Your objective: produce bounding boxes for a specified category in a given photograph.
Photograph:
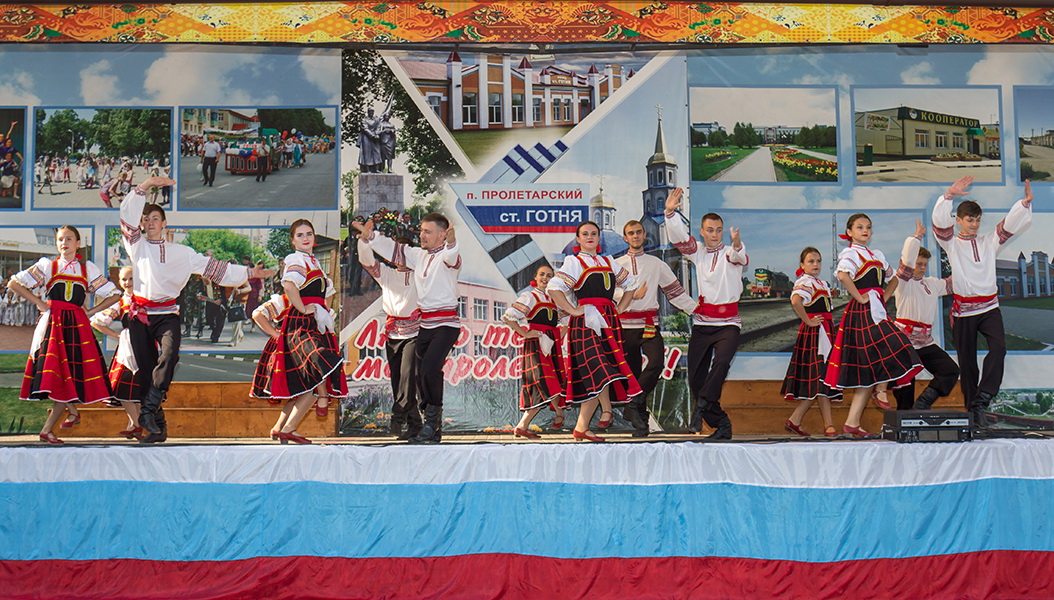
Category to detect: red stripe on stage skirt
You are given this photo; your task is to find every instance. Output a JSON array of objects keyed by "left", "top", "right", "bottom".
[
  {"left": 106, "top": 358, "right": 143, "bottom": 405},
  {"left": 519, "top": 333, "right": 566, "bottom": 411},
  {"left": 252, "top": 299, "right": 348, "bottom": 401},
  {"left": 781, "top": 319, "right": 843, "bottom": 402},
  {"left": 822, "top": 299, "right": 923, "bottom": 390},
  {"left": 20, "top": 300, "right": 113, "bottom": 404},
  {"left": 563, "top": 300, "right": 642, "bottom": 405}
]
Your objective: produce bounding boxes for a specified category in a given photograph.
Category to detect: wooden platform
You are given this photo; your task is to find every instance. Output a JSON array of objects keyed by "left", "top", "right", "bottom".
[{"left": 62, "top": 379, "right": 964, "bottom": 439}]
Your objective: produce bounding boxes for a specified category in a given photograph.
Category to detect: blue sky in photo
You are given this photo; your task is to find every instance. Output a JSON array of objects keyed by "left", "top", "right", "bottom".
[
  {"left": 1014, "top": 87, "right": 1054, "bottom": 138},
  {"left": 0, "top": 45, "right": 339, "bottom": 107}
]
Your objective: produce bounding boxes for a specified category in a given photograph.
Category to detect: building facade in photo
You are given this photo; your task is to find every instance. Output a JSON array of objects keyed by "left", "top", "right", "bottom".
[
  {"left": 182, "top": 109, "right": 259, "bottom": 137},
  {"left": 854, "top": 106, "right": 996, "bottom": 157},
  {"left": 996, "top": 251, "right": 1054, "bottom": 299},
  {"left": 401, "top": 52, "right": 632, "bottom": 132}
]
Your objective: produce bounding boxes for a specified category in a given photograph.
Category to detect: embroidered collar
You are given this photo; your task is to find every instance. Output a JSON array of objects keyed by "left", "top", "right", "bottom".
[
  {"left": 426, "top": 245, "right": 444, "bottom": 255},
  {"left": 704, "top": 244, "right": 725, "bottom": 254},
  {"left": 957, "top": 232, "right": 977, "bottom": 241},
  {"left": 849, "top": 242, "right": 870, "bottom": 252},
  {"left": 578, "top": 249, "right": 597, "bottom": 257},
  {"left": 627, "top": 249, "right": 645, "bottom": 258},
  {"left": 147, "top": 238, "right": 165, "bottom": 245},
  {"left": 295, "top": 249, "right": 315, "bottom": 258}
]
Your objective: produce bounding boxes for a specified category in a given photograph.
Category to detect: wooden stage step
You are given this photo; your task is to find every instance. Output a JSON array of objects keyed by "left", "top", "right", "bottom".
[{"left": 65, "top": 380, "right": 965, "bottom": 439}]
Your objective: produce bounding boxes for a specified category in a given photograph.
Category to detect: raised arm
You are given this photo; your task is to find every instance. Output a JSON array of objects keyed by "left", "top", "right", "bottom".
[
  {"left": 441, "top": 226, "right": 461, "bottom": 269},
  {"left": 663, "top": 188, "right": 699, "bottom": 260},
  {"left": 932, "top": 176, "right": 971, "bottom": 250},
  {"left": 898, "top": 221, "right": 925, "bottom": 281},
  {"left": 995, "top": 180, "right": 1033, "bottom": 251}
]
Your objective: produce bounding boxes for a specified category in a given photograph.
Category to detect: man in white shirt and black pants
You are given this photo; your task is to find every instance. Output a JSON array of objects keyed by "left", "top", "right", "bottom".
[
  {"left": 200, "top": 135, "right": 222, "bottom": 187},
  {"left": 355, "top": 214, "right": 461, "bottom": 444}
]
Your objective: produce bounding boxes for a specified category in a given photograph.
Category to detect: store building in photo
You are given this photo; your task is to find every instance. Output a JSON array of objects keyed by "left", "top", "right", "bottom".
[{"left": 854, "top": 106, "right": 993, "bottom": 158}]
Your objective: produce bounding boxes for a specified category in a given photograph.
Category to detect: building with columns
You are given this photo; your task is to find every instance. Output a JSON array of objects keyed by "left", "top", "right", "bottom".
[
  {"left": 996, "top": 251, "right": 1054, "bottom": 299},
  {"left": 400, "top": 52, "right": 632, "bottom": 132}
]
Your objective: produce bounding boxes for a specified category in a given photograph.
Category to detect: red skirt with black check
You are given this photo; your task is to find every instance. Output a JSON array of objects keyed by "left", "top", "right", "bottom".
[
  {"left": 107, "top": 358, "right": 142, "bottom": 404},
  {"left": 822, "top": 300, "right": 922, "bottom": 390},
  {"left": 519, "top": 336, "right": 566, "bottom": 411},
  {"left": 251, "top": 311, "right": 348, "bottom": 402},
  {"left": 562, "top": 305, "right": 641, "bottom": 405},
  {"left": 781, "top": 321, "right": 843, "bottom": 402},
  {"left": 20, "top": 302, "right": 112, "bottom": 404}
]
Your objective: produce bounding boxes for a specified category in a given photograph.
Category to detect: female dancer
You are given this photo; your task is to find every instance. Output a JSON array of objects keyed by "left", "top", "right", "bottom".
[
  {"left": 250, "top": 293, "right": 295, "bottom": 438},
  {"left": 548, "top": 221, "right": 642, "bottom": 442},
  {"left": 9, "top": 226, "right": 121, "bottom": 443},
  {"left": 250, "top": 220, "right": 347, "bottom": 443},
  {"left": 781, "top": 247, "right": 842, "bottom": 437},
  {"left": 502, "top": 264, "right": 567, "bottom": 439},
  {"left": 823, "top": 214, "right": 922, "bottom": 437},
  {"left": 90, "top": 266, "right": 145, "bottom": 439}
]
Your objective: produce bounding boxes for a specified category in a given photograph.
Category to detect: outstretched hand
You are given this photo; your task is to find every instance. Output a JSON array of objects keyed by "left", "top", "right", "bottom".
[
  {"left": 250, "top": 265, "right": 276, "bottom": 279},
  {"left": 446, "top": 226, "right": 456, "bottom": 244},
  {"left": 946, "top": 175, "right": 973, "bottom": 198},
  {"left": 730, "top": 226, "right": 742, "bottom": 249},
  {"left": 665, "top": 187, "right": 684, "bottom": 214},
  {"left": 141, "top": 176, "right": 176, "bottom": 189},
  {"left": 633, "top": 281, "right": 649, "bottom": 300},
  {"left": 1024, "top": 179, "right": 1033, "bottom": 205},
  {"left": 914, "top": 219, "right": 925, "bottom": 239},
  {"left": 351, "top": 219, "right": 374, "bottom": 238}
]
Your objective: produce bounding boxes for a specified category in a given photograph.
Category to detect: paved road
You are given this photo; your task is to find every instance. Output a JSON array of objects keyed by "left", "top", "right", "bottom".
[
  {"left": 857, "top": 158, "right": 1002, "bottom": 183},
  {"left": 716, "top": 146, "right": 776, "bottom": 182},
  {"left": 32, "top": 165, "right": 161, "bottom": 209},
  {"left": 1000, "top": 305, "right": 1054, "bottom": 347},
  {"left": 177, "top": 153, "right": 337, "bottom": 210},
  {"left": 787, "top": 146, "right": 837, "bottom": 162},
  {"left": 1020, "top": 144, "right": 1054, "bottom": 182}
]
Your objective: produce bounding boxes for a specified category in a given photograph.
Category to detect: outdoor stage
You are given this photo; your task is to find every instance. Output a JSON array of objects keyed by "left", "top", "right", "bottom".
[{"left": 2, "top": 435, "right": 1054, "bottom": 600}]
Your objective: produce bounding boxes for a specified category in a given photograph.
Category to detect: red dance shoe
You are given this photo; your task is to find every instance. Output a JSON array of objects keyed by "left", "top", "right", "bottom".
[
  {"left": 824, "top": 425, "right": 838, "bottom": 437},
  {"left": 572, "top": 429, "right": 605, "bottom": 443},
  {"left": 872, "top": 389, "right": 891, "bottom": 410},
  {"left": 269, "top": 429, "right": 280, "bottom": 441},
  {"left": 784, "top": 420, "right": 810, "bottom": 437},
  {"left": 118, "top": 426, "right": 144, "bottom": 440},
  {"left": 39, "top": 432, "right": 64, "bottom": 445},
  {"left": 513, "top": 428, "right": 541, "bottom": 439},
  {"left": 60, "top": 415, "right": 81, "bottom": 429},
  {"left": 842, "top": 425, "right": 873, "bottom": 439},
  {"left": 597, "top": 410, "right": 613, "bottom": 429},
  {"left": 315, "top": 397, "right": 330, "bottom": 418},
  {"left": 277, "top": 431, "right": 312, "bottom": 445}
]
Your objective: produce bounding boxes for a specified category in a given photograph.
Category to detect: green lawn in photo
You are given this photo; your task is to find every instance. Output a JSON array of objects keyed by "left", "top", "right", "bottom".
[
  {"left": 691, "top": 147, "right": 756, "bottom": 181},
  {"left": 451, "top": 126, "right": 573, "bottom": 166},
  {"left": 797, "top": 146, "right": 837, "bottom": 157},
  {"left": 0, "top": 354, "right": 26, "bottom": 373},
  {"left": 1000, "top": 296, "right": 1054, "bottom": 311},
  {"left": 0, "top": 388, "right": 48, "bottom": 434},
  {"left": 773, "top": 164, "right": 813, "bottom": 182}
]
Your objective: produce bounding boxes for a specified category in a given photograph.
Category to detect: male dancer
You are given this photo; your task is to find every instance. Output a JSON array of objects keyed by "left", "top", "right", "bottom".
[
  {"left": 616, "top": 220, "right": 697, "bottom": 437},
  {"left": 354, "top": 214, "right": 460, "bottom": 444},
  {"left": 891, "top": 221, "right": 960, "bottom": 411},
  {"left": 933, "top": 175, "right": 1032, "bottom": 427},
  {"left": 121, "top": 176, "right": 272, "bottom": 443},
  {"left": 357, "top": 231, "right": 423, "bottom": 440},
  {"left": 664, "top": 188, "right": 747, "bottom": 440}
]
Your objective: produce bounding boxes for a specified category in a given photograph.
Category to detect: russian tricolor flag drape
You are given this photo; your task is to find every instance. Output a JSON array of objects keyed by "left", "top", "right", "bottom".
[{"left": 2, "top": 440, "right": 1053, "bottom": 599}]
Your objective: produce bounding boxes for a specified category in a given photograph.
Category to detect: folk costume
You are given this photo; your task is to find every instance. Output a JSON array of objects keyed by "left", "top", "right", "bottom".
[
  {"left": 665, "top": 212, "right": 747, "bottom": 438},
  {"left": 252, "top": 250, "right": 347, "bottom": 402},
  {"left": 822, "top": 243, "right": 922, "bottom": 391},
  {"left": 90, "top": 293, "right": 145, "bottom": 404},
  {"left": 362, "top": 230, "right": 461, "bottom": 443},
  {"left": 120, "top": 188, "right": 255, "bottom": 441},
  {"left": 505, "top": 286, "right": 566, "bottom": 412},
  {"left": 14, "top": 256, "right": 119, "bottom": 404},
  {"left": 549, "top": 250, "right": 642, "bottom": 406},
  {"left": 780, "top": 274, "right": 842, "bottom": 403},
  {"left": 933, "top": 193, "right": 1031, "bottom": 423},
  {"left": 615, "top": 250, "right": 696, "bottom": 435},
  {"left": 891, "top": 235, "right": 960, "bottom": 411},
  {"left": 358, "top": 237, "right": 423, "bottom": 437}
]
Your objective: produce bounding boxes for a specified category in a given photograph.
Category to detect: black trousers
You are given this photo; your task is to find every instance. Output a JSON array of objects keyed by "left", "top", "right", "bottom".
[
  {"left": 892, "top": 344, "right": 961, "bottom": 410},
  {"left": 415, "top": 326, "right": 459, "bottom": 408},
  {"left": 255, "top": 156, "right": 268, "bottom": 181},
  {"left": 204, "top": 302, "right": 225, "bottom": 342},
  {"left": 623, "top": 328, "right": 664, "bottom": 416},
  {"left": 952, "top": 308, "right": 1006, "bottom": 409},
  {"left": 386, "top": 336, "right": 421, "bottom": 425},
  {"left": 202, "top": 157, "right": 217, "bottom": 185},
  {"left": 687, "top": 324, "right": 740, "bottom": 428},
  {"left": 128, "top": 313, "right": 181, "bottom": 395}
]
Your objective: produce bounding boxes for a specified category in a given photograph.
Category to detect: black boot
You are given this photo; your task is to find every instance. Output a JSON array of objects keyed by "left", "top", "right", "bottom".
[
  {"left": 707, "top": 416, "right": 733, "bottom": 440},
  {"left": 689, "top": 399, "right": 706, "bottom": 433},
  {"left": 138, "top": 387, "right": 165, "bottom": 434},
  {"left": 388, "top": 413, "right": 405, "bottom": 437},
  {"left": 972, "top": 391, "right": 993, "bottom": 429},
  {"left": 409, "top": 404, "right": 442, "bottom": 444},
  {"left": 626, "top": 398, "right": 650, "bottom": 438},
  {"left": 912, "top": 387, "right": 940, "bottom": 410},
  {"left": 140, "top": 407, "right": 168, "bottom": 444},
  {"left": 399, "top": 410, "right": 423, "bottom": 441}
]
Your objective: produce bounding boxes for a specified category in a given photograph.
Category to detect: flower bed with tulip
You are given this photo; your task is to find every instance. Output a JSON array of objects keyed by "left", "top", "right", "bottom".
[{"left": 771, "top": 146, "right": 838, "bottom": 182}]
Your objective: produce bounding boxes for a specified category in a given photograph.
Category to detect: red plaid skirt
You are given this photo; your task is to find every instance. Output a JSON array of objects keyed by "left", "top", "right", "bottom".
[
  {"left": 107, "top": 358, "right": 142, "bottom": 404},
  {"left": 822, "top": 300, "right": 922, "bottom": 390},
  {"left": 251, "top": 310, "right": 348, "bottom": 402},
  {"left": 781, "top": 321, "right": 843, "bottom": 402},
  {"left": 20, "top": 301, "right": 113, "bottom": 404},
  {"left": 519, "top": 335, "right": 566, "bottom": 411},
  {"left": 563, "top": 302, "right": 641, "bottom": 405}
]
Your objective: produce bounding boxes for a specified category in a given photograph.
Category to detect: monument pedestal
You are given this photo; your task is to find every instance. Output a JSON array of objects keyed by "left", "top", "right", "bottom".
[{"left": 354, "top": 172, "right": 404, "bottom": 217}]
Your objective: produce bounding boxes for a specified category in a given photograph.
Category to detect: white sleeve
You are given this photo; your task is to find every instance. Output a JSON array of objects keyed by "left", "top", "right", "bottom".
[
  {"left": 120, "top": 188, "right": 147, "bottom": 250},
  {"left": 790, "top": 276, "right": 815, "bottom": 304},
  {"left": 86, "top": 261, "right": 120, "bottom": 297},
  {"left": 995, "top": 198, "right": 1032, "bottom": 249},
  {"left": 932, "top": 194, "right": 955, "bottom": 251},
  {"left": 194, "top": 253, "right": 250, "bottom": 288},
  {"left": 549, "top": 257, "right": 581, "bottom": 297},
  {"left": 836, "top": 249, "right": 858, "bottom": 275},
  {"left": 613, "top": 258, "right": 638, "bottom": 292},
  {"left": 664, "top": 212, "right": 700, "bottom": 262},
  {"left": 11, "top": 257, "right": 51, "bottom": 289},
  {"left": 504, "top": 290, "right": 536, "bottom": 325},
  {"left": 657, "top": 262, "right": 698, "bottom": 314}
]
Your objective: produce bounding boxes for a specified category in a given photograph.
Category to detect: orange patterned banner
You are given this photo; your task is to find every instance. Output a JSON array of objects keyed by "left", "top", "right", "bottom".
[{"left": 1, "top": 2, "right": 1053, "bottom": 44}]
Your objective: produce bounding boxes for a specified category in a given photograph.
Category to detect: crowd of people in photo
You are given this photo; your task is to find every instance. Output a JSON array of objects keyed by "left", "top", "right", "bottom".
[
  {"left": 186, "top": 131, "right": 335, "bottom": 187},
  {"left": 9, "top": 173, "right": 1032, "bottom": 444},
  {"left": 32, "top": 153, "right": 172, "bottom": 208}
]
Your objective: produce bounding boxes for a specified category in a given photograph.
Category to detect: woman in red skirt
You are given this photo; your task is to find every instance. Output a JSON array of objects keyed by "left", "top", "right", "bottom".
[
  {"left": 781, "top": 247, "right": 842, "bottom": 437},
  {"left": 548, "top": 221, "right": 642, "bottom": 442},
  {"left": 90, "top": 266, "right": 146, "bottom": 439},
  {"left": 9, "top": 225, "right": 121, "bottom": 444},
  {"left": 502, "top": 264, "right": 567, "bottom": 439},
  {"left": 823, "top": 214, "right": 922, "bottom": 438},
  {"left": 251, "top": 219, "right": 347, "bottom": 444}
]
